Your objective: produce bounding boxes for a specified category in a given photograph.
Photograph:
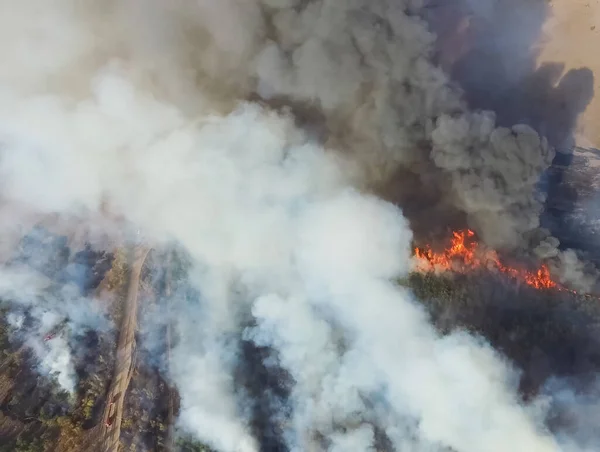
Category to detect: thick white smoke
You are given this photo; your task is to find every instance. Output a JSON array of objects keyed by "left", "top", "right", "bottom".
[
  {"left": 0, "top": 265, "right": 111, "bottom": 393},
  {"left": 0, "top": 0, "right": 589, "bottom": 451}
]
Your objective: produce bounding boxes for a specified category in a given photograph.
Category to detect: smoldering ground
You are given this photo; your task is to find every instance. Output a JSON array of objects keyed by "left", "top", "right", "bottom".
[
  {"left": 0, "top": 0, "right": 599, "bottom": 451},
  {"left": 408, "top": 268, "right": 600, "bottom": 452},
  {"left": 0, "top": 225, "right": 114, "bottom": 394}
]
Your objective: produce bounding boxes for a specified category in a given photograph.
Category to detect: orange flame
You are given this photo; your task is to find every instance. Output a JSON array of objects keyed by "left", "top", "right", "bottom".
[{"left": 413, "top": 230, "right": 558, "bottom": 290}]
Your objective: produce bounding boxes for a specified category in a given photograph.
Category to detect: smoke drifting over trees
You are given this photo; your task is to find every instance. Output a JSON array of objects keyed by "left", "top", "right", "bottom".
[{"left": 0, "top": 0, "right": 597, "bottom": 451}]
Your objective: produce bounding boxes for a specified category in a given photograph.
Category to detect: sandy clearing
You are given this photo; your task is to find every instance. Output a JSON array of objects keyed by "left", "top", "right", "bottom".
[{"left": 536, "top": 0, "right": 600, "bottom": 148}]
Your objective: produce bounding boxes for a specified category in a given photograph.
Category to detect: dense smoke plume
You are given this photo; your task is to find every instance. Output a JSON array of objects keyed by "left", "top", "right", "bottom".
[{"left": 0, "top": 0, "right": 595, "bottom": 451}]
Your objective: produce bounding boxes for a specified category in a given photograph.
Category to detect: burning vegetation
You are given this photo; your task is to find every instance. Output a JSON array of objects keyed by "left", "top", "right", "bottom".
[{"left": 414, "top": 230, "right": 559, "bottom": 290}]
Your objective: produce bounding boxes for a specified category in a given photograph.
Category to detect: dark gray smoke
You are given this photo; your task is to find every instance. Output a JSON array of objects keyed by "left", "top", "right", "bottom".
[{"left": 251, "top": 0, "right": 596, "bottom": 289}]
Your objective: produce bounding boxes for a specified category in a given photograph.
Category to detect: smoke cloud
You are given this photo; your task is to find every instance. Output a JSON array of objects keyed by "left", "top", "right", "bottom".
[
  {"left": 0, "top": 264, "right": 112, "bottom": 394},
  {"left": 0, "top": 0, "right": 594, "bottom": 451}
]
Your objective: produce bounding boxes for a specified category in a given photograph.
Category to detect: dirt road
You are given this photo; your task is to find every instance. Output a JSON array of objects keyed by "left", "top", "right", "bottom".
[
  {"left": 101, "top": 245, "right": 150, "bottom": 452},
  {"left": 163, "top": 251, "right": 175, "bottom": 452}
]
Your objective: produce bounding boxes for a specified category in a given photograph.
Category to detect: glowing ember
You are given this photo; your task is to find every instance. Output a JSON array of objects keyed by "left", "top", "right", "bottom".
[{"left": 413, "top": 230, "right": 558, "bottom": 290}]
